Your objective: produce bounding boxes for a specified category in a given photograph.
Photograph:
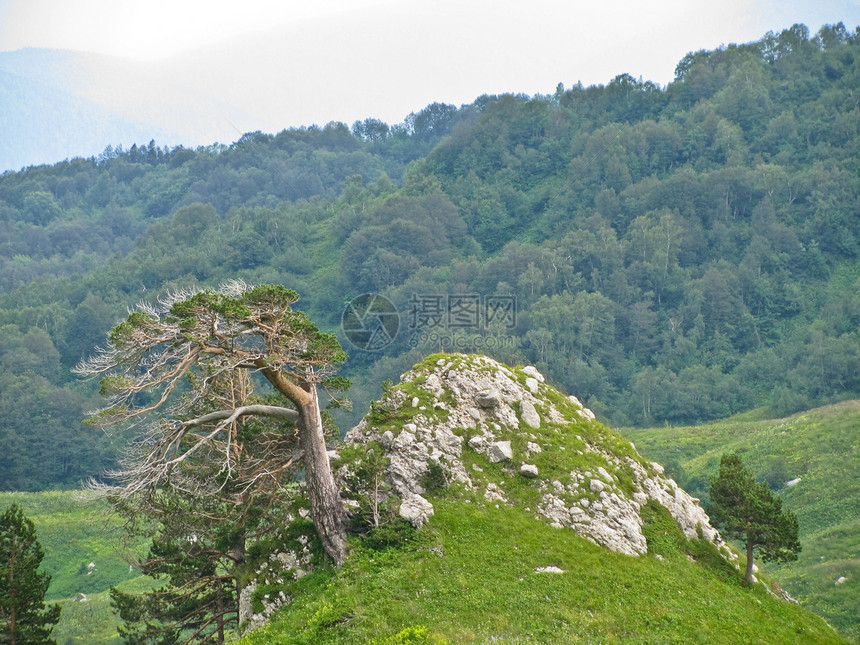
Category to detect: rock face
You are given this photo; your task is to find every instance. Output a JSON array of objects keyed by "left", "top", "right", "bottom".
[
  {"left": 488, "top": 440, "right": 513, "bottom": 462},
  {"left": 344, "top": 353, "right": 728, "bottom": 559}
]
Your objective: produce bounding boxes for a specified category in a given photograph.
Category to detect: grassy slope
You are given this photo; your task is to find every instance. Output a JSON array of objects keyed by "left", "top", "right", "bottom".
[
  {"left": 237, "top": 354, "right": 849, "bottom": 644},
  {"left": 0, "top": 491, "right": 150, "bottom": 644},
  {"left": 238, "top": 498, "right": 845, "bottom": 645},
  {"left": 623, "top": 400, "right": 860, "bottom": 642},
  {"left": 2, "top": 381, "right": 854, "bottom": 644}
]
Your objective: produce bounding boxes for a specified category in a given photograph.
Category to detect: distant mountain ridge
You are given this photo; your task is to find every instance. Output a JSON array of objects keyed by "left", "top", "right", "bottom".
[{"left": 0, "top": 48, "right": 254, "bottom": 171}]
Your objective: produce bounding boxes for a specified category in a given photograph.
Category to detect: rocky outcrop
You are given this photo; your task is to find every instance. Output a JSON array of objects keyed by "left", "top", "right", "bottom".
[
  {"left": 238, "top": 527, "right": 316, "bottom": 632},
  {"left": 344, "top": 353, "right": 728, "bottom": 559},
  {"left": 535, "top": 453, "right": 719, "bottom": 556}
]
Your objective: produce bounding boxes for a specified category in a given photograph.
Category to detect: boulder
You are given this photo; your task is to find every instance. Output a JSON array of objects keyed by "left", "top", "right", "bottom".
[
  {"left": 488, "top": 440, "right": 513, "bottom": 462},
  {"left": 520, "top": 463, "right": 539, "bottom": 478},
  {"left": 399, "top": 493, "right": 435, "bottom": 528},
  {"left": 468, "top": 435, "right": 488, "bottom": 451},
  {"left": 522, "top": 366, "right": 545, "bottom": 382},
  {"left": 476, "top": 388, "right": 502, "bottom": 409},
  {"left": 520, "top": 400, "right": 541, "bottom": 428}
]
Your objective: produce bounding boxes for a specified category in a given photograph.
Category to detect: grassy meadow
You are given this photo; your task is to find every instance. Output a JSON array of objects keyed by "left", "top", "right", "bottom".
[
  {"left": 238, "top": 498, "right": 846, "bottom": 644},
  {"left": 624, "top": 400, "right": 860, "bottom": 642},
  {"left": 0, "top": 491, "right": 150, "bottom": 644}
]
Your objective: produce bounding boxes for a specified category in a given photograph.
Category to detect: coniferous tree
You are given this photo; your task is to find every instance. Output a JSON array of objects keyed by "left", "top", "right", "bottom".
[
  {"left": 109, "top": 489, "right": 247, "bottom": 645},
  {"left": 75, "top": 282, "right": 350, "bottom": 566},
  {"left": 0, "top": 504, "right": 61, "bottom": 645},
  {"left": 708, "top": 453, "right": 801, "bottom": 584},
  {"left": 106, "top": 372, "right": 305, "bottom": 645}
]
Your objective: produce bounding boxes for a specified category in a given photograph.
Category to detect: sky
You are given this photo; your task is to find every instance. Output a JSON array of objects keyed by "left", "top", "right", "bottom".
[
  {"left": 0, "top": 0, "right": 384, "bottom": 62},
  {"left": 1, "top": 0, "right": 860, "bottom": 162},
  {"left": 2, "top": 0, "right": 858, "bottom": 68}
]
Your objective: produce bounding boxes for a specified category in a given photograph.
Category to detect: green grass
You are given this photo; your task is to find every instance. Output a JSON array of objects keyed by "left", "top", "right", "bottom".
[
  {"left": 623, "top": 400, "right": 860, "bottom": 642},
  {"left": 4, "top": 368, "right": 855, "bottom": 644},
  {"left": 238, "top": 495, "right": 846, "bottom": 644},
  {"left": 51, "top": 576, "right": 159, "bottom": 645},
  {"left": 0, "top": 491, "right": 150, "bottom": 645},
  {"left": 237, "top": 356, "right": 851, "bottom": 643}
]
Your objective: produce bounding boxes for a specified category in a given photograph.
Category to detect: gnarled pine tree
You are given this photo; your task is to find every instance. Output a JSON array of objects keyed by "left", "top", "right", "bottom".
[
  {"left": 106, "top": 366, "right": 306, "bottom": 644},
  {"left": 75, "top": 282, "right": 349, "bottom": 566}
]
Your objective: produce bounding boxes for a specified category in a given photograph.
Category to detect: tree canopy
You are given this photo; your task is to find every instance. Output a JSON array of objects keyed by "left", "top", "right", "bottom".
[{"left": 1, "top": 22, "right": 859, "bottom": 491}]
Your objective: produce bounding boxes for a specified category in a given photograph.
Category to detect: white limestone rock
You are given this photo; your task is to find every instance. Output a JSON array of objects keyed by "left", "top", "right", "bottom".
[
  {"left": 399, "top": 493, "right": 435, "bottom": 528},
  {"left": 589, "top": 478, "right": 606, "bottom": 493},
  {"left": 522, "top": 365, "right": 545, "bottom": 382},
  {"left": 520, "top": 463, "right": 539, "bottom": 478},
  {"left": 476, "top": 388, "right": 502, "bottom": 409},
  {"left": 488, "top": 440, "right": 514, "bottom": 463},
  {"left": 526, "top": 441, "right": 542, "bottom": 455},
  {"left": 484, "top": 483, "right": 508, "bottom": 503},
  {"left": 468, "top": 435, "right": 488, "bottom": 451},
  {"left": 520, "top": 400, "right": 541, "bottom": 428}
]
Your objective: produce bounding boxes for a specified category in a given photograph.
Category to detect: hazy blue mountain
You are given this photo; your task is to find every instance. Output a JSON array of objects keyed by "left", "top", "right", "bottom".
[{"left": 0, "top": 48, "right": 255, "bottom": 171}]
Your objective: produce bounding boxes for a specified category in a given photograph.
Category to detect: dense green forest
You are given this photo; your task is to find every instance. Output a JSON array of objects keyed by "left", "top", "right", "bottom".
[{"left": 1, "top": 22, "right": 859, "bottom": 492}]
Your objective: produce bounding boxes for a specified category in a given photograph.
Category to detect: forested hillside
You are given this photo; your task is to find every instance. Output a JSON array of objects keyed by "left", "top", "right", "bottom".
[{"left": 1, "top": 22, "right": 859, "bottom": 491}]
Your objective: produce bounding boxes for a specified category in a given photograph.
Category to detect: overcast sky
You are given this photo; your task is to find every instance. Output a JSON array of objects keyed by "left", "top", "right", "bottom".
[
  {"left": 2, "top": 0, "right": 860, "bottom": 151},
  {"left": 3, "top": 1, "right": 858, "bottom": 67}
]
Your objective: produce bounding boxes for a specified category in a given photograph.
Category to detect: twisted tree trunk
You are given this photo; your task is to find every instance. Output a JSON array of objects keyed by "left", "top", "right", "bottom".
[
  {"left": 259, "top": 363, "right": 347, "bottom": 566},
  {"left": 297, "top": 388, "right": 347, "bottom": 567}
]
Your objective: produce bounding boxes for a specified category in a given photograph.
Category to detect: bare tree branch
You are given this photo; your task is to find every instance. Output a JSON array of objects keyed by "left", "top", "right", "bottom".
[{"left": 179, "top": 405, "right": 299, "bottom": 428}]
